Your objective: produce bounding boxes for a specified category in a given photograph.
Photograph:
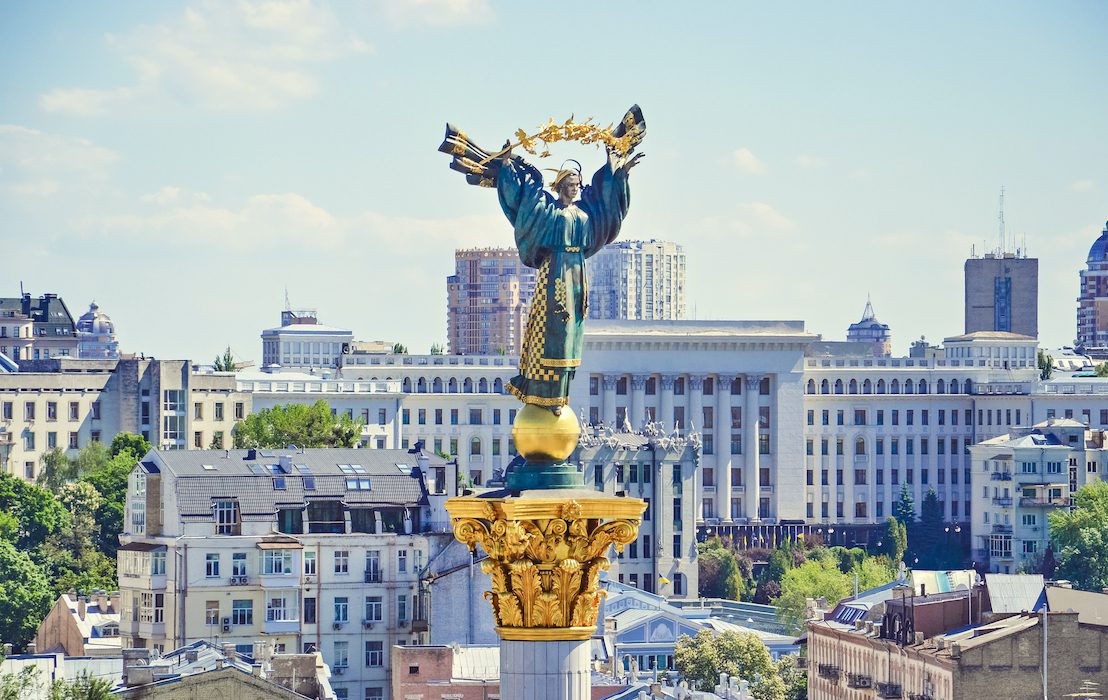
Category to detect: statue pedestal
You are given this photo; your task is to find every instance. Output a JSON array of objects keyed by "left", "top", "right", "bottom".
[{"left": 446, "top": 491, "right": 645, "bottom": 700}]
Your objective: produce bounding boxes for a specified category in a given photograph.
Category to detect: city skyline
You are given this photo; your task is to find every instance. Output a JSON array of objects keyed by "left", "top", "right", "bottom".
[{"left": 2, "top": 1, "right": 1106, "bottom": 364}]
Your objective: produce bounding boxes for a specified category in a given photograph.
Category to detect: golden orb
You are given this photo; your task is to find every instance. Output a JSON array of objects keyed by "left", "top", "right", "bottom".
[{"left": 512, "top": 404, "right": 581, "bottom": 464}]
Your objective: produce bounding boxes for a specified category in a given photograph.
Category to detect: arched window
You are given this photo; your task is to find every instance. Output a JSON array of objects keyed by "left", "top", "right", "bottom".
[
  {"left": 820, "top": 379, "right": 830, "bottom": 394},
  {"left": 936, "top": 379, "right": 945, "bottom": 394},
  {"left": 448, "top": 378, "right": 458, "bottom": 393},
  {"left": 417, "top": 377, "right": 427, "bottom": 393},
  {"left": 432, "top": 378, "right": 443, "bottom": 393},
  {"left": 890, "top": 379, "right": 900, "bottom": 394},
  {"left": 463, "top": 378, "right": 473, "bottom": 393},
  {"left": 877, "top": 379, "right": 886, "bottom": 394},
  {"left": 402, "top": 377, "right": 412, "bottom": 393},
  {"left": 848, "top": 379, "right": 858, "bottom": 394},
  {"left": 834, "top": 379, "right": 844, "bottom": 394},
  {"left": 950, "top": 378, "right": 960, "bottom": 394},
  {"left": 964, "top": 379, "right": 973, "bottom": 394},
  {"left": 478, "top": 378, "right": 488, "bottom": 393},
  {"left": 806, "top": 379, "right": 816, "bottom": 394},
  {"left": 493, "top": 378, "right": 504, "bottom": 393},
  {"left": 904, "top": 379, "right": 914, "bottom": 394},
  {"left": 470, "top": 437, "right": 482, "bottom": 455},
  {"left": 917, "top": 379, "right": 928, "bottom": 395},
  {"left": 863, "top": 379, "right": 873, "bottom": 394},
  {"left": 855, "top": 438, "right": 866, "bottom": 455}
]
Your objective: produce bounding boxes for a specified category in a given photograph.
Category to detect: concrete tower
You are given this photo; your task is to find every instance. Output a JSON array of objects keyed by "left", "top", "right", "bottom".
[{"left": 964, "top": 253, "right": 1038, "bottom": 338}]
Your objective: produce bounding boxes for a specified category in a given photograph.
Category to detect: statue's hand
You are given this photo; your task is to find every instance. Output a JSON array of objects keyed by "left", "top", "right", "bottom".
[
  {"left": 500, "top": 139, "right": 513, "bottom": 165},
  {"left": 624, "top": 152, "right": 645, "bottom": 172}
]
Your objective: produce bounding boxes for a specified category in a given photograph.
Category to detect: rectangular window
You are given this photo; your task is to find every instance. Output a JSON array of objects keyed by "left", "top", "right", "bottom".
[
  {"left": 335, "top": 550, "right": 349, "bottom": 574},
  {"left": 398, "top": 550, "right": 408, "bottom": 573},
  {"left": 397, "top": 594, "right": 408, "bottom": 623},
  {"left": 263, "top": 550, "right": 294, "bottom": 575},
  {"left": 334, "top": 597, "right": 349, "bottom": 623},
  {"left": 365, "top": 641, "right": 384, "bottom": 667},
  {"left": 469, "top": 408, "right": 481, "bottom": 425},
  {"left": 232, "top": 599, "right": 253, "bottom": 625},
  {"left": 365, "top": 596, "right": 382, "bottom": 622},
  {"left": 68, "top": 401, "right": 79, "bottom": 420},
  {"left": 206, "top": 601, "right": 220, "bottom": 626},
  {"left": 378, "top": 408, "right": 387, "bottom": 425},
  {"left": 304, "top": 551, "right": 316, "bottom": 575},
  {"left": 836, "top": 410, "right": 844, "bottom": 426},
  {"left": 304, "top": 597, "right": 317, "bottom": 624},
  {"left": 807, "top": 410, "right": 814, "bottom": 426},
  {"left": 232, "top": 552, "right": 247, "bottom": 577},
  {"left": 266, "top": 594, "right": 294, "bottom": 622},
  {"left": 333, "top": 641, "right": 349, "bottom": 670},
  {"left": 205, "top": 553, "right": 220, "bottom": 577},
  {"left": 877, "top": 410, "right": 884, "bottom": 426},
  {"left": 450, "top": 409, "right": 459, "bottom": 425},
  {"left": 854, "top": 409, "right": 866, "bottom": 425}
]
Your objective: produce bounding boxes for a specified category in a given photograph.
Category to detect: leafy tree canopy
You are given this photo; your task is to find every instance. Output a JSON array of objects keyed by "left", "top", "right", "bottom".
[
  {"left": 675, "top": 629, "right": 773, "bottom": 694},
  {"left": 0, "top": 473, "right": 69, "bottom": 550},
  {"left": 212, "top": 346, "right": 237, "bottom": 372},
  {"left": 110, "top": 432, "right": 150, "bottom": 459},
  {"left": 233, "top": 400, "right": 364, "bottom": 449},
  {"left": 1050, "top": 480, "right": 1108, "bottom": 590},
  {"left": 775, "top": 557, "right": 851, "bottom": 634},
  {"left": 0, "top": 540, "right": 54, "bottom": 650}
]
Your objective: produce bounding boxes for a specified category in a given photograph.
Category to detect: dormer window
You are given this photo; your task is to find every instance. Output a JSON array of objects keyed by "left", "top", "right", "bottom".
[{"left": 214, "top": 499, "right": 240, "bottom": 535}]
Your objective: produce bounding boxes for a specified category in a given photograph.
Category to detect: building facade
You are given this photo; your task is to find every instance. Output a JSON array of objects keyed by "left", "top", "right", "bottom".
[
  {"left": 118, "top": 447, "right": 454, "bottom": 700},
  {"left": 585, "top": 240, "right": 686, "bottom": 321},
  {"left": 0, "top": 292, "right": 79, "bottom": 362},
  {"left": 76, "top": 302, "right": 120, "bottom": 359},
  {"left": 261, "top": 309, "right": 354, "bottom": 372},
  {"left": 1078, "top": 220, "right": 1108, "bottom": 353},
  {"left": 969, "top": 419, "right": 1106, "bottom": 573},
  {"left": 845, "top": 298, "right": 891, "bottom": 357},
  {"left": 964, "top": 253, "right": 1038, "bottom": 338},
  {"left": 446, "top": 247, "right": 536, "bottom": 356}
]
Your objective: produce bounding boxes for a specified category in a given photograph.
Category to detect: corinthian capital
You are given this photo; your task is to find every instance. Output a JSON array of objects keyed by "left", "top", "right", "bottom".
[
  {"left": 688, "top": 374, "right": 705, "bottom": 392},
  {"left": 717, "top": 374, "right": 737, "bottom": 391},
  {"left": 602, "top": 374, "right": 620, "bottom": 391},
  {"left": 744, "top": 374, "right": 764, "bottom": 391},
  {"left": 630, "top": 374, "right": 648, "bottom": 391},
  {"left": 660, "top": 374, "right": 676, "bottom": 391}
]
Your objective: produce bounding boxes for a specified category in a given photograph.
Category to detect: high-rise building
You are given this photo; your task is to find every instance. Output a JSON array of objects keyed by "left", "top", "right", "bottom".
[
  {"left": 964, "top": 252, "right": 1038, "bottom": 337},
  {"left": 586, "top": 240, "right": 685, "bottom": 320},
  {"left": 1077, "top": 220, "right": 1108, "bottom": 353},
  {"left": 77, "top": 301, "right": 120, "bottom": 359},
  {"left": 446, "top": 248, "right": 535, "bottom": 355},
  {"left": 845, "top": 297, "right": 891, "bottom": 356}
]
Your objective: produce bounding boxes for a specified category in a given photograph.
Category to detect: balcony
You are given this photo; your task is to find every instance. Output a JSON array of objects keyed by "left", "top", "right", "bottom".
[
  {"left": 877, "top": 682, "right": 903, "bottom": 698},
  {"left": 411, "top": 618, "right": 429, "bottom": 633},
  {"left": 1019, "top": 497, "right": 1068, "bottom": 507},
  {"left": 847, "top": 673, "right": 873, "bottom": 689},
  {"left": 264, "top": 619, "right": 299, "bottom": 635},
  {"left": 991, "top": 496, "right": 1013, "bottom": 508},
  {"left": 991, "top": 524, "right": 1013, "bottom": 534},
  {"left": 817, "top": 664, "right": 842, "bottom": 681},
  {"left": 990, "top": 472, "right": 1013, "bottom": 481},
  {"left": 364, "top": 570, "right": 382, "bottom": 584}
]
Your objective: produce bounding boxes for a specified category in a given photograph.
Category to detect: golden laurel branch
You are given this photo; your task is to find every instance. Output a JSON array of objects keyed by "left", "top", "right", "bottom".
[{"left": 478, "top": 115, "right": 635, "bottom": 166}]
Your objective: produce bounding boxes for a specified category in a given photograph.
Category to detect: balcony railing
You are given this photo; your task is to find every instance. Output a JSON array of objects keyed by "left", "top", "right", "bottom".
[
  {"left": 991, "top": 496, "right": 1013, "bottom": 507},
  {"left": 817, "top": 664, "right": 842, "bottom": 681},
  {"left": 877, "top": 682, "right": 903, "bottom": 698},
  {"left": 909, "top": 694, "right": 936, "bottom": 700},
  {"left": 990, "top": 472, "right": 1013, "bottom": 481},
  {"left": 847, "top": 673, "right": 873, "bottom": 688},
  {"left": 1019, "top": 497, "right": 1068, "bottom": 507},
  {"left": 364, "top": 570, "right": 382, "bottom": 584}
]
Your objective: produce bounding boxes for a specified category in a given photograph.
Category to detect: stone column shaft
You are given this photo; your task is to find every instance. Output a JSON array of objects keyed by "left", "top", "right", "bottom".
[
  {"left": 602, "top": 375, "right": 618, "bottom": 427},
  {"left": 716, "top": 375, "right": 735, "bottom": 522},
  {"left": 630, "top": 374, "right": 647, "bottom": 431},
  {"left": 501, "top": 639, "right": 590, "bottom": 700},
  {"left": 744, "top": 375, "right": 762, "bottom": 521},
  {"left": 659, "top": 375, "right": 675, "bottom": 432}
]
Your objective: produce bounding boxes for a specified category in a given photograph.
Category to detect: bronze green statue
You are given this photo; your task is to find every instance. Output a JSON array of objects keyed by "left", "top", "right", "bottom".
[{"left": 439, "top": 106, "right": 645, "bottom": 489}]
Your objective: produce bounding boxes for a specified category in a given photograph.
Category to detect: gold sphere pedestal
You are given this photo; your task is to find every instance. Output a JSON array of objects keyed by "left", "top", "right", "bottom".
[{"left": 506, "top": 403, "right": 584, "bottom": 490}]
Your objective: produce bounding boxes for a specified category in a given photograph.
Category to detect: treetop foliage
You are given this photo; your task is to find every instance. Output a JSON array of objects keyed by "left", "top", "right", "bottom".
[{"left": 233, "top": 400, "right": 364, "bottom": 449}]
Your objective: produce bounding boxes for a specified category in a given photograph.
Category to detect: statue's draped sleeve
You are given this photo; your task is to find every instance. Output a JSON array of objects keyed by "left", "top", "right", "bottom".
[
  {"left": 577, "top": 158, "right": 631, "bottom": 259},
  {"left": 496, "top": 157, "right": 558, "bottom": 267}
]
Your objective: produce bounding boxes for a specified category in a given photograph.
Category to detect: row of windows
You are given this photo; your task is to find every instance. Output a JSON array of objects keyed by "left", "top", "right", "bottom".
[
  {"left": 807, "top": 436, "right": 970, "bottom": 457},
  {"left": 402, "top": 407, "right": 515, "bottom": 426},
  {"left": 590, "top": 375, "right": 772, "bottom": 396},
  {"left": 2, "top": 399, "right": 101, "bottom": 422},
  {"left": 19, "top": 429, "right": 97, "bottom": 453},
  {"left": 806, "top": 466, "right": 973, "bottom": 487},
  {"left": 804, "top": 499, "right": 969, "bottom": 520},
  {"left": 808, "top": 408, "right": 977, "bottom": 428},
  {"left": 402, "top": 377, "right": 505, "bottom": 394},
  {"left": 805, "top": 377, "right": 974, "bottom": 395},
  {"left": 202, "top": 548, "right": 420, "bottom": 578}
]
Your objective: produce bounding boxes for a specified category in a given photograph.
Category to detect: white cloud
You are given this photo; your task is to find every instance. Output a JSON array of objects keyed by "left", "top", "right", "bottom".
[
  {"left": 700, "top": 201, "right": 795, "bottom": 239},
  {"left": 0, "top": 125, "right": 118, "bottom": 199},
  {"left": 40, "top": 0, "right": 372, "bottom": 116},
  {"left": 379, "top": 0, "right": 494, "bottom": 28},
  {"left": 731, "top": 147, "right": 766, "bottom": 174},
  {"left": 1071, "top": 179, "right": 1095, "bottom": 193},
  {"left": 796, "top": 154, "right": 827, "bottom": 169},
  {"left": 735, "top": 201, "right": 794, "bottom": 232}
]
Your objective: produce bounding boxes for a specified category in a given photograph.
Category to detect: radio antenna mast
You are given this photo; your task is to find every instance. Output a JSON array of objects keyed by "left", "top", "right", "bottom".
[{"left": 997, "top": 186, "right": 1006, "bottom": 255}]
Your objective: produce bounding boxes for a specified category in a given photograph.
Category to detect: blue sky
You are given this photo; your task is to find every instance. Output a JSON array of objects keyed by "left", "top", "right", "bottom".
[{"left": 2, "top": 1, "right": 1105, "bottom": 362}]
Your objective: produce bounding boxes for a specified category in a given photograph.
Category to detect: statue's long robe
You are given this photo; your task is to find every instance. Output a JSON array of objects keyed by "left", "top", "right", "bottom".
[{"left": 497, "top": 157, "right": 631, "bottom": 407}]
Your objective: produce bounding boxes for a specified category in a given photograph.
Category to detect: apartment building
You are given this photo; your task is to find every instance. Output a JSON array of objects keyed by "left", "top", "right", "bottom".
[
  {"left": 118, "top": 447, "right": 455, "bottom": 700},
  {"left": 0, "top": 358, "right": 244, "bottom": 479},
  {"left": 585, "top": 239, "right": 686, "bottom": 321},
  {"left": 446, "top": 247, "right": 536, "bottom": 356},
  {"left": 969, "top": 419, "right": 1107, "bottom": 573},
  {"left": 261, "top": 308, "right": 354, "bottom": 372},
  {"left": 0, "top": 292, "right": 79, "bottom": 362}
]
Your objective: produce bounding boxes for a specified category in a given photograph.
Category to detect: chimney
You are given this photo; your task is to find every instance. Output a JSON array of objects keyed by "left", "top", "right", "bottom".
[
  {"left": 246, "top": 448, "right": 257, "bottom": 461},
  {"left": 77, "top": 597, "right": 87, "bottom": 621},
  {"left": 185, "top": 649, "right": 199, "bottom": 663},
  {"left": 122, "top": 648, "right": 152, "bottom": 686},
  {"left": 949, "top": 643, "right": 962, "bottom": 659},
  {"left": 222, "top": 643, "right": 237, "bottom": 661},
  {"left": 109, "top": 592, "right": 121, "bottom": 614},
  {"left": 278, "top": 454, "right": 293, "bottom": 471},
  {"left": 251, "top": 663, "right": 264, "bottom": 677},
  {"left": 26, "top": 642, "right": 36, "bottom": 655}
]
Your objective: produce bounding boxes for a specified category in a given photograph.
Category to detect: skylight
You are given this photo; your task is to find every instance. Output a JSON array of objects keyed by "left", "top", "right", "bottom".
[{"left": 201, "top": 464, "right": 216, "bottom": 471}]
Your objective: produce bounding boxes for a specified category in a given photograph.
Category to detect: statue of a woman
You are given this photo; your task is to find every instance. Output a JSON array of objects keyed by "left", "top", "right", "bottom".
[{"left": 439, "top": 107, "right": 645, "bottom": 415}]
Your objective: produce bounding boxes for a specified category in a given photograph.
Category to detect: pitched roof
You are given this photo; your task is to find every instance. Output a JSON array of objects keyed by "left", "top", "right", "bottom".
[{"left": 986, "top": 574, "right": 1046, "bottom": 613}]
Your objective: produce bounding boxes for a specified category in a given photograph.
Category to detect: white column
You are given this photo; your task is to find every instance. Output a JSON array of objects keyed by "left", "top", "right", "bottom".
[
  {"left": 716, "top": 375, "right": 735, "bottom": 522},
  {"left": 500, "top": 639, "right": 591, "bottom": 700},
  {"left": 630, "top": 374, "right": 647, "bottom": 430},
  {"left": 602, "top": 374, "right": 618, "bottom": 427},
  {"left": 688, "top": 375, "right": 705, "bottom": 517},
  {"left": 744, "top": 374, "right": 762, "bottom": 522},
  {"left": 659, "top": 375, "right": 675, "bottom": 432}
]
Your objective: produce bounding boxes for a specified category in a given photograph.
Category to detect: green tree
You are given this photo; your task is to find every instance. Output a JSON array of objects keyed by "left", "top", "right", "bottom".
[
  {"left": 880, "top": 516, "right": 908, "bottom": 563},
  {"left": 893, "top": 483, "right": 915, "bottom": 526},
  {"left": 212, "top": 346, "right": 237, "bottom": 372},
  {"left": 1, "top": 667, "right": 44, "bottom": 700},
  {"left": 391, "top": 343, "right": 408, "bottom": 354},
  {"left": 80, "top": 447, "right": 142, "bottom": 558},
  {"left": 912, "top": 489, "right": 960, "bottom": 568},
  {"left": 698, "top": 545, "right": 743, "bottom": 600},
  {"left": 37, "top": 448, "right": 79, "bottom": 493},
  {"left": 774, "top": 655, "right": 808, "bottom": 700},
  {"left": 41, "top": 482, "right": 117, "bottom": 596},
  {"left": 852, "top": 556, "right": 897, "bottom": 591},
  {"left": 110, "top": 432, "right": 151, "bottom": 459},
  {"left": 1097, "top": 362, "right": 1108, "bottom": 378},
  {"left": 830, "top": 546, "right": 866, "bottom": 574},
  {"left": 233, "top": 400, "right": 364, "bottom": 449},
  {"left": 776, "top": 557, "right": 852, "bottom": 634},
  {"left": 675, "top": 629, "right": 774, "bottom": 693},
  {"left": 1037, "top": 349, "right": 1054, "bottom": 380},
  {"left": 1049, "top": 480, "right": 1108, "bottom": 590},
  {"left": 49, "top": 672, "right": 113, "bottom": 700},
  {"left": 0, "top": 539, "right": 53, "bottom": 650},
  {"left": 0, "top": 473, "right": 69, "bottom": 550},
  {"left": 429, "top": 343, "right": 445, "bottom": 355}
]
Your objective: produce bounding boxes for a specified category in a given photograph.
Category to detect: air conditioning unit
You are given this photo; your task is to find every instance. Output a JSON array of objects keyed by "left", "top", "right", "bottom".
[
  {"left": 304, "top": 575, "right": 314, "bottom": 584},
  {"left": 222, "top": 617, "right": 231, "bottom": 632},
  {"left": 363, "top": 621, "right": 374, "bottom": 630},
  {"left": 333, "top": 622, "right": 344, "bottom": 630},
  {"left": 333, "top": 666, "right": 346, "bottom": 676}
]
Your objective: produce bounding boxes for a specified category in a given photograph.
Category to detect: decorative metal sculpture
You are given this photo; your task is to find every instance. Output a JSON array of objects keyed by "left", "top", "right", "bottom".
[{"left": 439, "top": 106, "right": 646, "bottom": 490}]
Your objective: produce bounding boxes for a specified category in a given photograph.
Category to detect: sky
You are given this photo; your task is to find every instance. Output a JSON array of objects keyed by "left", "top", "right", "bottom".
[{"left": 2, "top": 0, "right": 1106, "bottom": 364}]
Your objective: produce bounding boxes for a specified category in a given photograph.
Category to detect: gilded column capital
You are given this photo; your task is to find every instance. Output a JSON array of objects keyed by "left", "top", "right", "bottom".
[{"left": 446, "top": 495, "right": 645, "bottom": 641}]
